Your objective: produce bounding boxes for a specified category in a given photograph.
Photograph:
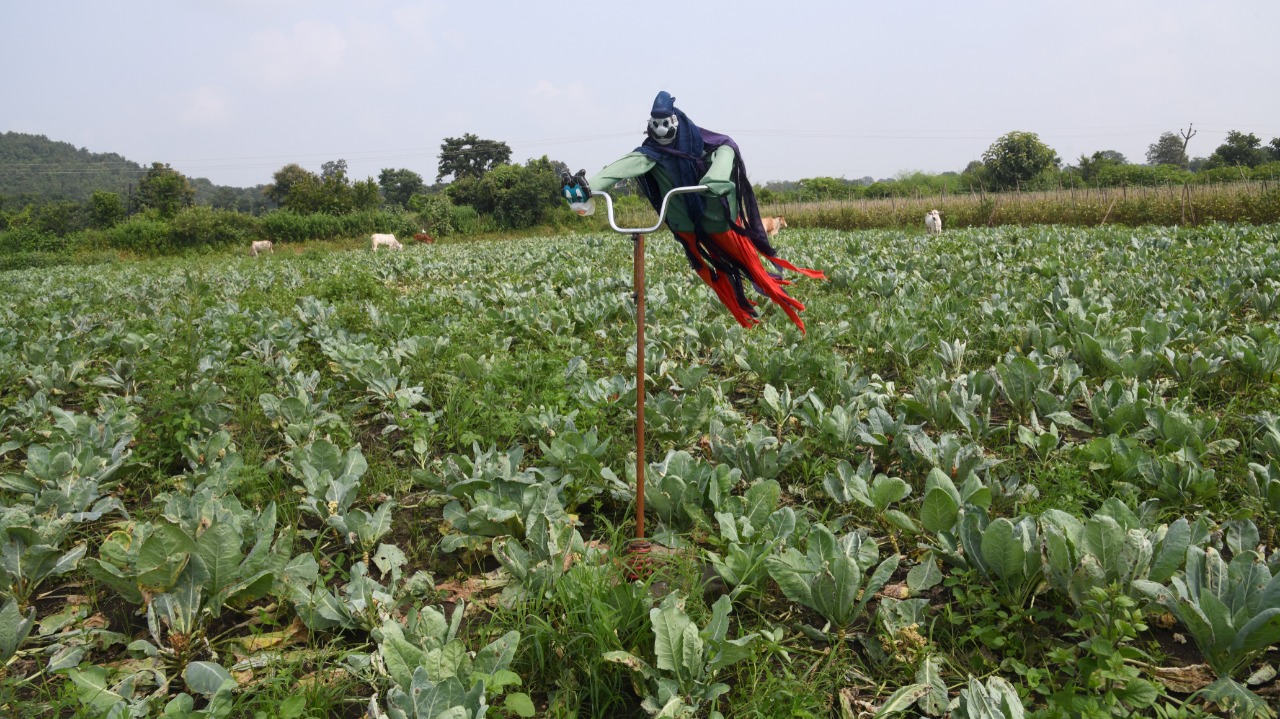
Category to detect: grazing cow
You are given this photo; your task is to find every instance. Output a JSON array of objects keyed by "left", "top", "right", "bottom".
[
  {"left": 413, "top": 229, "right": 436, "bottom": 244},
  {"left": 925, "top": 210, "right": 942, "bottom": 235},
  {"left": 250, "top": 239, "right": 274, "bottom": 257},
  {"left": 761, "top": 216, "right": 787, "bottom": 238},
  {"left": 371, "top": 233, "right": 403, "bottom": 252}
]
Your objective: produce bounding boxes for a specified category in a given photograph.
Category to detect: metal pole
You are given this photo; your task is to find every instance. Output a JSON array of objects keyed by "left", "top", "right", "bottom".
[{"left": 633, "top": 231, "right": 646, "bottom": 542}]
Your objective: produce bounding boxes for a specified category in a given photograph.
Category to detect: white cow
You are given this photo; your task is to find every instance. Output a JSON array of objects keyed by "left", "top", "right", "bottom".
[
  {"left": 371, "top": 233, "right": 403, "bottom": 252},
  {"left": 250, "top": 239, "right": 274, "bottom": 257},
  {"left": 925, "top": 210, "right": 942, "bottom": 235}
]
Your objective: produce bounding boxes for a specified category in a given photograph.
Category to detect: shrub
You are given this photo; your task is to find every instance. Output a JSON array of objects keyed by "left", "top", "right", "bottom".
[
  {"left": 409, "top": 193, "right": 454, "bottom": 237},
  {"left": 168, "top": 206, "right": 261, "bottom": 249},
  {"left": 103, "top": 215, "right": 172, "bottom": 253}
]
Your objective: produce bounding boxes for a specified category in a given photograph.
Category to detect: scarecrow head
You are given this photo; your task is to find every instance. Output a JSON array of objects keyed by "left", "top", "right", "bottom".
[{"left": 645, "top": 91, "right": 680, "bottom": 146}]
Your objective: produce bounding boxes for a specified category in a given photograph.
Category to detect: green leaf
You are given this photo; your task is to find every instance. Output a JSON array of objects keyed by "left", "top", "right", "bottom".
[
  {"left": 914, "top": 656, "right": 948, "bottom": 716},
  {"left": 813, "top": 555, "right": 863, "bottom": 626},
  {"left": 65, "top": 666, "right": 124, "bottom": 711},
  {"left": 651, "top": 599, "right": 694, "bottom": 684},
  {"left": 137, "top": 523, "right": 196, "bottom": 592},
  {"left": 883, "top": 510, "right": 919, "bottom": 534},
  {"left": 0, "top": 598, "right": 35, "bottom": 661},
  {"left": 1111, "top": 678, "right": 1158, "bottom": 709},
  {"left": 872, "top": 683, "right": 932, "bottom": 718},
  {"left": 279, "top": 695, "right": 307, "bottom": 719},
  {"left": 196, "top": 521, "right": 244, "bottom": 597},
  {"left": 980, "top": 518, "right": 1023, "bottom": 581},
  {"left": 1082, "top": 515, "right": 1125, "bottom": 578},
  {"left": 1150, "top": 518, "right": 1190, "bottom": 583},
  {"left": 920, "top": 488, "right": 958, "bottom": 533},
  {"left": 474, "top": 630, "right": 520, "bottom": 676},
  {"left": 906, "top": 555, "right": 942, "bottom": 593},
  {"left": 504, "top": 692, "right": 536, "bottom": 718},
  {"left": 185, "top": 660, "right": 236, "bottom": 697},
  {"left": 870, "top": 475, "right": 911, "bottom": 511}
]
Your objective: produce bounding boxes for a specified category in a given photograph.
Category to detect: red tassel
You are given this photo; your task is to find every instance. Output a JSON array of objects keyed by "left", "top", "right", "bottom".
[{"left": 676, "top": 229, "right": 822, "bottom": 333}]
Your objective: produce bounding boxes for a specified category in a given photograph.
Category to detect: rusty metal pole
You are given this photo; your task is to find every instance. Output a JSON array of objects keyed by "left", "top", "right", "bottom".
[
  {"left": 589, "top": 183, "right": 705, "bottom": 572},
  {"left": 632, "top": 231, "right": 646, "bottom": 542}
]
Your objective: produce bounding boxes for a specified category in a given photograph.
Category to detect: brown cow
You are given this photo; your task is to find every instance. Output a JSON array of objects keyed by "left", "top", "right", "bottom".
[
  {"left": 760, "top": 216, "right": 787, "bottom": 238},
  {"left": 413, "top": 229, "right": 436, "bottom": 244}
]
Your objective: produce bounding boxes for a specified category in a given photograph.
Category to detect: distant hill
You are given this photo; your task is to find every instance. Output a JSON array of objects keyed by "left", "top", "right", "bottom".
[{"left": 0, "top": 132, "right": 272, "bottom": 213}]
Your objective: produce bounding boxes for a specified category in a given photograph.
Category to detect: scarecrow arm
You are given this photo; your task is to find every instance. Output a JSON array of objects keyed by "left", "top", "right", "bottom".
[
  {"left": 698, "top": 145, "right": 736, "bottom": 198},
  {"left": 588, "top": 153, "right": 656, "bottom": 192}
]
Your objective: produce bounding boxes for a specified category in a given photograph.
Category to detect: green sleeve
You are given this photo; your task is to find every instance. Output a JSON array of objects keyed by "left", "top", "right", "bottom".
[
  {"left": 699, "top": 145, "right": 736, "bottom": 197},
  {"left": 588, "top": 153, "right": 656, "bottom": 192}
]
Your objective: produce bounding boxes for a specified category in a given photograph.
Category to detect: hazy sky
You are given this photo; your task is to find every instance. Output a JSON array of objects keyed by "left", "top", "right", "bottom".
[{"left": 3, "top": 1, "right": 1278, "bottom": 189}]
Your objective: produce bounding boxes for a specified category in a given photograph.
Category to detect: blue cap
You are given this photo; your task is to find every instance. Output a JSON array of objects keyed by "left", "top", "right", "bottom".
[{"left": 651, "top": 91, "right": 676, "bottom": 118}]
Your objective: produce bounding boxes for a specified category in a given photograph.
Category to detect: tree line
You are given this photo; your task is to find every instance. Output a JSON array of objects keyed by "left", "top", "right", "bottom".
[{"left": 759, "top": 127, "right": 1280, "bottom": 203}]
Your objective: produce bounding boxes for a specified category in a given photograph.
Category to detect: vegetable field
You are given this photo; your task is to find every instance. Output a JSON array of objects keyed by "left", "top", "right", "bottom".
[{"left": 2, "top": 223, "right": 1279, "bottom": 718}]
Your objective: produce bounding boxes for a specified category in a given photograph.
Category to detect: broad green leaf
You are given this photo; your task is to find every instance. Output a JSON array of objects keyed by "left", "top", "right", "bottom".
[
  {"left": 195, "top": 521, "right": 243, "bottom": 597},
  {"left": 906, "top": 555, "right": 942, "bottom": 593},
  {"left": 920, "top": 488, "right": 958, "bottom": 533},
  {"left": 474, "top": 630, "right": 520, "bottom": 676},
  {"left": 65, "top": 666, "right": 125, "bottom": 711},
  {"left": 1082, "top": 515, "right": 1125, "bottom": 578},
  {"left": 870, "top": 475, "right": 911, "bottom": 511},
  {"left": 504, "top": 693, "right": 536, "bottom": 718},
  {"left": 185, "top": 660, "right": 235, "bottom": 697},
  {"left": 980, "top": 518, "right": 1023, "bottom": 581}
]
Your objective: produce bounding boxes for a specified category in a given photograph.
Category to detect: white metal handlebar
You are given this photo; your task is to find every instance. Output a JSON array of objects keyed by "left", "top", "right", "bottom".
[{"left": 591, "top": 185, "right": 708, "bottom": 234}]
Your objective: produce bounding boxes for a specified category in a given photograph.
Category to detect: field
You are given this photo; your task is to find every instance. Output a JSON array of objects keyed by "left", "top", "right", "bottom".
[{"left": 2, "top": 222, "right": 1279, "bottom": 718}]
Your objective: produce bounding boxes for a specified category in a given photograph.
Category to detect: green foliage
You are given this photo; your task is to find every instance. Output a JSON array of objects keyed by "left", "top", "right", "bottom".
[
  {"left": 1147, "top": 132, "right": 1190, "bottom": 168},
  {"left": 1211, "top": 131, "right": 1267, "bottom": 169},
  {"left": 1094, "top": 163, "right": 1193, "bottom": 187},
  {"left": 954, "top": 675, "right": 1027, "bottom": 719},
  {"left": 379, "top": 168, "right": 426, "bottom": 209},
  {"left": 136, "top": 162, "right": 196, "bottom": 218},
  {"left": 446, "top": 156, "right": 562, "bottom": 230},
  {"left": 982, "top": 132, "right": 1061, "bottom": 190},
  {"left": 89, "top": 190, "right": 126, "bottom": 228},
  {"left": 604, "top": 593, "right": 758, "bottom": 719},
  {"left": 1041, "top": 587, "right": 1159, "bottom": 719},
  {"left": 437, "top": 133, "right": 513, "bottom": 182},
  {"left": 1135, "top": 545, "right": 1280, "bottom": 682},
  {"left": 765, "top": 523, "right": 899, "bottom": 629},
  {"left": 408, "top": 192, "right": 454, "bottom": 237},
  {"left": 167, "top": 206, "right": 260, "bottom": 249},
  {"left": 1075, "top": 150, "right": 1128, "bottom": 182},
  {"left": 1040, "top": 499, "right": 1193, "bottom": 608},
  {"left": 263, "top": 163, "right": 382, "bottom": 215},
  {"left": 0, "top": 131, "right": 138, "bottom": 202}
]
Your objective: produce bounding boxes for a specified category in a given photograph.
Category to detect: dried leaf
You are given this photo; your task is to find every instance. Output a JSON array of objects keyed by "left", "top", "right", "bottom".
[
  {"left": 1149, "top": 663, "right": 1215, "bottom": 694},
  {"left": 434, "top": 569, "right": 508, "bottom": 603}
]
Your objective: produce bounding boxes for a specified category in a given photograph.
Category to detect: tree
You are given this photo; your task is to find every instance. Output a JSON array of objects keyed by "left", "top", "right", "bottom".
[
  {"left": 378, "top": 168, "right": 426, "bottom": 209},
  {"left": 1146, "top": 132, "right": 1189, "bottom": 167},
  {"left": 88, "top": 190, "right": 125, "bottom": 229},
  {"left": 1269, "top": 137, "right": 1280, "bottom": 162},
  {"left": 1210, "top": 130, "right": 1265, "bottom": 168},
  {"left": 264, "top": 164, "right": 315, "bottom": 206},
  {"left": 437, "top": 133, "right": 512, "bottom": 182},
  {"left": 135, "top": 162, "right": 195, "bottom": 218},
  {"left": 321, "top": 159, "right": 348, "bottom": 180},
  {"left": 445, "top": 155, "right": 561, "bottom": 229},
  {"left": 1076, "top": 150, "right": 1127, "bottom": 182},
  {"left": 981, "top": 132, "right": 1060, "bottom": 190}
]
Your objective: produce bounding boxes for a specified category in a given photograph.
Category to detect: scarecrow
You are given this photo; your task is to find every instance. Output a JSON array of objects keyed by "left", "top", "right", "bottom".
[{"left": 562, "top": 91, "right": 825, "bottom": 332}]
